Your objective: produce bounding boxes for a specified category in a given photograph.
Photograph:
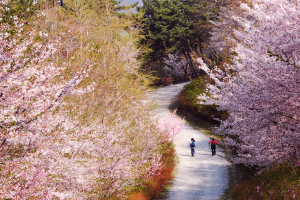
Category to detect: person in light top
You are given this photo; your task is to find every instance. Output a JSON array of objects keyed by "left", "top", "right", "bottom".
[{"left": 189, "top": 138, "right": 196, "bottom": 157}]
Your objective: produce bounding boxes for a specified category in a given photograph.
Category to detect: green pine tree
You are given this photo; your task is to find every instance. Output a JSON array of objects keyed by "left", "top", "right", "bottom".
[{"left": 138, "top": 0, "right": 216, "bottom": 75}]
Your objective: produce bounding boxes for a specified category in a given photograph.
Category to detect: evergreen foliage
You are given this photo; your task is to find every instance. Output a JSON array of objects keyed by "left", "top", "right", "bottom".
[
  {"left": 137, "top": 0, "right": 227, "bottom": 75},
  {"left": 139, "top": 0, "right": 197, "bottom": 59}
]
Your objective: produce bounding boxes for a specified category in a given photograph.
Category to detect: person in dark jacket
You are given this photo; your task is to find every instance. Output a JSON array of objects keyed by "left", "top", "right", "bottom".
[
  {"left": 208, "top": 138, "right": 218, "bottom": 156},
  {"left": 189, "top": 138, "right": 196, "bottom": 157}
]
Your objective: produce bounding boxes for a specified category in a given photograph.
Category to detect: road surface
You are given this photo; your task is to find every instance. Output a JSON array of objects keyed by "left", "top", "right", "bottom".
[{"left": 151, "top": 82, "right": 229, "bottom": 200}]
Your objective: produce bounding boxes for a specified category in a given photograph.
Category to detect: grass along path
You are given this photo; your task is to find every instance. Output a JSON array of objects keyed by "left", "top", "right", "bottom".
[{"left": 151, "top": 82, "right": 229, "bottom": 200}]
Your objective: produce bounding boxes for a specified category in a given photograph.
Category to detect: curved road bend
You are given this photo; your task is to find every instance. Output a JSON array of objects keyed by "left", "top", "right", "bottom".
[{"left": 151, "top": 82, "right": 229, "bottom": 200}]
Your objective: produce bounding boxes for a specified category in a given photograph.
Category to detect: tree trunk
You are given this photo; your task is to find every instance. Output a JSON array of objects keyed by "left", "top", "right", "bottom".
[
  {"left": 180, "top": 50, "right": 188, "bottom": 76},
  {"left": 186, "top": 51, "right": 196, "bottom": 74},
  {"left": 199, "top": 43, "right": 203, "bottom": 56}
]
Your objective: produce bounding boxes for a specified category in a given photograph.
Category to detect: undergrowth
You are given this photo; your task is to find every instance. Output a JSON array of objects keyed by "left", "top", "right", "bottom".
[
  {"left": 178, "top": 76, "right": 229, "bottom": 122},
  {"left": 231, "top": 163, "right": 300, "bottom": 200},
  {"left": 127, "top": 143, "right": 176, "bottom": 200}
]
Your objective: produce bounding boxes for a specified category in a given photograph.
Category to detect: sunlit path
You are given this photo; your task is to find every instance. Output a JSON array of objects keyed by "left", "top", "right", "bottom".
[{"left": 151, "top": 82, "right": 229, "bottom": 200}]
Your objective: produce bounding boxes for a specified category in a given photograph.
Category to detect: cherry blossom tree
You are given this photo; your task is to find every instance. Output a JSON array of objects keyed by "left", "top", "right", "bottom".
[
  {"left": 163, "top": 53, "right": 186, "bottom": 76},
  {"left": 157, "top": 109, "right": 185, "bottom": 142},
  {"left": 0, "top": 1, "right": 184, "bottom": 199},
  {"left": 198, "top": 0, "right": 300, "bottom": 168}
]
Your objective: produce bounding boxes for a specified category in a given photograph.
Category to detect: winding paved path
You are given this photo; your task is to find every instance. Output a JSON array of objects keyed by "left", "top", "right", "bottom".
[{"left": 151, "top": 82, "right": 229, "bottom": 200}]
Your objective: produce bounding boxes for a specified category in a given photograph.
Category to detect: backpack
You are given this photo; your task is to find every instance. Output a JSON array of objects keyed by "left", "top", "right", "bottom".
[
  {"left": 191, "top": 141, "right": 195, "bottom": 147},
  {"left": 211, "top": 141, "right": 216, "bottom": 148}
]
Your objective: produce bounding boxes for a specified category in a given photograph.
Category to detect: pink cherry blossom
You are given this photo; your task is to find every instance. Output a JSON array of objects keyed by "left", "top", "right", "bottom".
[
  {"left": 0, "top": 8, "right": 184, "bottom": 199},
  {"left": 198, "top": 0, "right": 300, "bottom": 167}
]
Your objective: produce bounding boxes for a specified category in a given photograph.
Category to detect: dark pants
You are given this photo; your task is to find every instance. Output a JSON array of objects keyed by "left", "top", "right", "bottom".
[
  {"left": 191, "top": 147, "right": 195, "bottom": 156},
  {"left": 212, "top": 147, "right": 216, "bottom": 155}
]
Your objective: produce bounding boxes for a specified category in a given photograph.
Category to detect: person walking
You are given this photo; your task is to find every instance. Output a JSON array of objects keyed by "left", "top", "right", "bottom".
[
  {"left": 209, "top": 138, "right": 218, "bottom": 156},
  {"left": 189, "top": 138, "right": 196, "bottom": 157}
]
